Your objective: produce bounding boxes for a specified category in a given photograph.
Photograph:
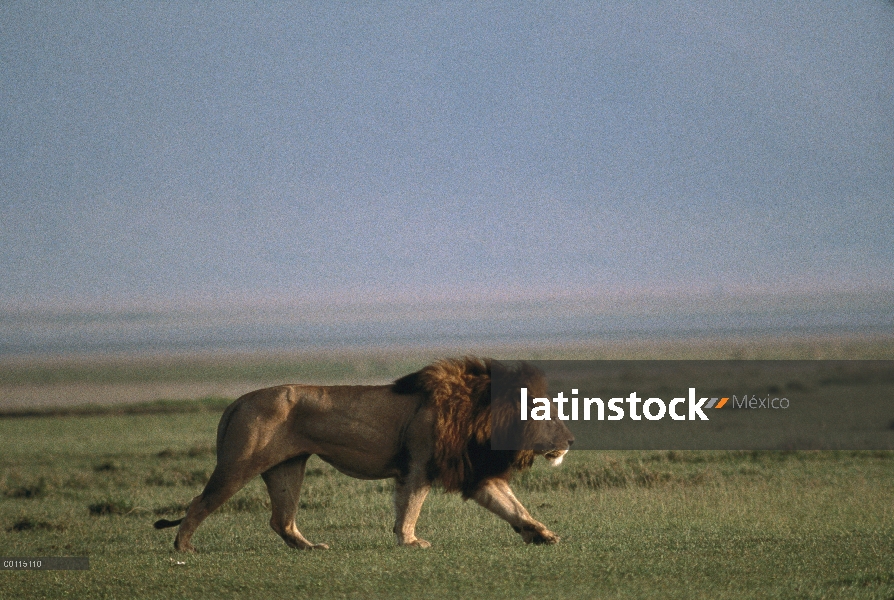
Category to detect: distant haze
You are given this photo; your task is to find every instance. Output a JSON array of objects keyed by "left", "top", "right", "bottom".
[{"left": 2, "top": 3, "right": 893, "bottom": 316}]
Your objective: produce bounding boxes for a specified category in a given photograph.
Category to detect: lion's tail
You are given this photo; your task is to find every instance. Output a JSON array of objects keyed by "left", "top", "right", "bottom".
[{"left": 153, "top": 518, "right": 183, "bottom": 529}]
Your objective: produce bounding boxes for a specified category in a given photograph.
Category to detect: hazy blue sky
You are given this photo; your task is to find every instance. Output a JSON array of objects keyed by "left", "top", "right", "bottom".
[{"left": 2, "top": 2, "right": 893, "bottom": 310}]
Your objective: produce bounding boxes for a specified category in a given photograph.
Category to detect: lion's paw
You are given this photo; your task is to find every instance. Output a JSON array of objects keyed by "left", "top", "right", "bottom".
[
  {"left": 174, "top": 542, "right": 197, "bottom": 554},
  {"left": 520, "top": 524, "right": 560, "bottom": 545},
  {"left": 400, "top": 538, "right": 431, "bottom": 548},
  {"left": 284, "top": 539, "right": 329, "bottom": 550},
  {"left": 530, "top": 531, "right": 560, "bottom": 545}
]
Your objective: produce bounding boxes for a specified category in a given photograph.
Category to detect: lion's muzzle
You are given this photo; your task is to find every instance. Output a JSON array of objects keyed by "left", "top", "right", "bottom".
[{"left": 544, "top": 449, "right": 568, "bottom": 466}]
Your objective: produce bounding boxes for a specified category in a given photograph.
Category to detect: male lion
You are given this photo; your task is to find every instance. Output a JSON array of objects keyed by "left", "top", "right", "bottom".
[{"left": 154, "top": 357, "right": 573, "bottom": 552}]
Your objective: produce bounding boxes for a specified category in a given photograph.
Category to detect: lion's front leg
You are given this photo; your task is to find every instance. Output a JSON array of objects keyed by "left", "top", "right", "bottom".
[
  {"left": 472, "top": 478, "right": 559, "bottom": 545},
  {"left": 393, "top": 472, "right": 432, "bottom": 548}
]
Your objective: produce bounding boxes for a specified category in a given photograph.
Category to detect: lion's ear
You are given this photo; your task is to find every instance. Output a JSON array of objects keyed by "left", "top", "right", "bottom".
[
  {"left": 517, "top": 361, "right": 542, "bottom": 381},
  {"left": 488, "top": 359, "right": 507, "bottom": 379}
]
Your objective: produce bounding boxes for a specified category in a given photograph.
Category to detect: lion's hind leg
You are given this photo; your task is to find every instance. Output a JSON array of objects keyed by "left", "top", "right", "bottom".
[
  {"left": 173, "top": 465, "right": 254, "bottom": 553},
  {"left": 261, "top": 455, "right": 329, "bottom": 550}
]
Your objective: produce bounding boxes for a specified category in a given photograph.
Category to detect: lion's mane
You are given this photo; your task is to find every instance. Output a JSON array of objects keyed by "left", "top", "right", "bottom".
[{"left": 392, "top": 357, "right": 538, "bottom": 496}]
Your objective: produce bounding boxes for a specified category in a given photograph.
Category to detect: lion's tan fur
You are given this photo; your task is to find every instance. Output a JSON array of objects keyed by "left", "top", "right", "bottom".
[{"left": 155, "top": 357, "right": 573, "bottom": 552}]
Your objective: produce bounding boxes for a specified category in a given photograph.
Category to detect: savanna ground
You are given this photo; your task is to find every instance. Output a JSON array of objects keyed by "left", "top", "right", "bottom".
[{"left": 1, "top": 335, "right": 893, "bottom": 599}]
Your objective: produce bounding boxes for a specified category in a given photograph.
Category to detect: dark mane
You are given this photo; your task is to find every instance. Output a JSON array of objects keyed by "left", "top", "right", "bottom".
[{"left": 393, "top": 357, "right": 539, "bottom": 496}]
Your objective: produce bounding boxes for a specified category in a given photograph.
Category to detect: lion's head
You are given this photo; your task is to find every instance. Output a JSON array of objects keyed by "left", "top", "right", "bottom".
[{"left": 392, "top": 357, "right": 574, "bottom": 496}]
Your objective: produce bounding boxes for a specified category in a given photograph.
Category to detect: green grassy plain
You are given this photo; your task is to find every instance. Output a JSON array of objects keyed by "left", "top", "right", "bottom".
[{"left": 2, "top": 339, "right": 893, "bottom": 598}]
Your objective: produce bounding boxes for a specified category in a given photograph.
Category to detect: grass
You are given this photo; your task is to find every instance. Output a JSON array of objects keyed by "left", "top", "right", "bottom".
[
  {"left": 1, "top": 404, "right": 892, "bottom": 599},
  {"left": 2, "top": 340, "right": 892, "bottom": 598}
]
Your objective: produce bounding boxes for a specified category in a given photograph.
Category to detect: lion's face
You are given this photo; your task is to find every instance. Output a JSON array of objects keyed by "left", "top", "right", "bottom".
[{"left": 523, "top": 373, "right": 574, "bottom": 466}]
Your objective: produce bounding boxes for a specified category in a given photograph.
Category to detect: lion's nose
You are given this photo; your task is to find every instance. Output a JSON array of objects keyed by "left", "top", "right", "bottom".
[{"left": 567, "top": 438, "right": 575, "bottom": 447}]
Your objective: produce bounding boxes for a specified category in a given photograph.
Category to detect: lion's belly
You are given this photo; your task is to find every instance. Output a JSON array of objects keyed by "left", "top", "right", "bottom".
[{"left": 316, "top": 452, "right": 401, "bottom": 480}]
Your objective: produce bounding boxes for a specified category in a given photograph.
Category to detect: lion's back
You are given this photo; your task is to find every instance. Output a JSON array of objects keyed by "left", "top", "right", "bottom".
[{"left": 215, "top": 383, "right": 428, "bottom": 474}]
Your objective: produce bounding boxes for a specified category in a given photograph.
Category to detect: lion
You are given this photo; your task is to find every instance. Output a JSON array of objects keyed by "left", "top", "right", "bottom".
[{"left": 154, "top": 357, "right": 573, "bottom": 552}]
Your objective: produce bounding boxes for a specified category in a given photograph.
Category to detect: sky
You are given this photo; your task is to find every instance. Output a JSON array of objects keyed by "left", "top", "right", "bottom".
[{"left": 2, "top": 1, "right": 893, "bottom": 312}]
